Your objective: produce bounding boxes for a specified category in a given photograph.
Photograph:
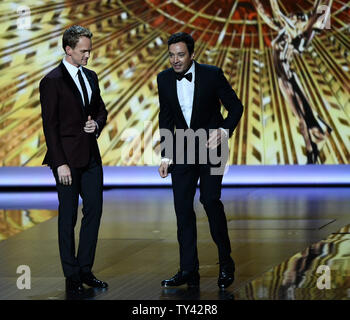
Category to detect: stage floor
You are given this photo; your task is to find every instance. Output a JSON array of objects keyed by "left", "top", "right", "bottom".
[{"left": 0, "top": 187, "right": 350, "bottom": 300}]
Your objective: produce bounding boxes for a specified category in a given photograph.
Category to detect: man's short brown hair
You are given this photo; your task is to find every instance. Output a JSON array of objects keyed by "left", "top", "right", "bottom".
[{"left": 62, "top": 25, "right": 92, "bottom": 53}]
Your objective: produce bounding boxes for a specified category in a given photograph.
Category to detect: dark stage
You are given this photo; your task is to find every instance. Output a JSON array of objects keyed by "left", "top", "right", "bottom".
[{"left": 1, "top": 186, "right": 349, "bottom": 300}]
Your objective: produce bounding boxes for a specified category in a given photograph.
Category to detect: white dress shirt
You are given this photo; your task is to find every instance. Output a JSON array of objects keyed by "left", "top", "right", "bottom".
[
  {"left": 62, "top": 57, "right": 92, "bottom": 105},
  {"left": 176, "top": 62, "right": 195, "bottom": 128}
]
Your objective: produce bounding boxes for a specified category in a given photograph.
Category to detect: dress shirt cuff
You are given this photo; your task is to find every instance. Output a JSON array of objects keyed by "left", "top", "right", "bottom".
[
  {"left": 161, "top": 158, "right": 173, "bottom": 165},
  {"left": 219, "top": 128, "right": 228, "bottom": 138}
]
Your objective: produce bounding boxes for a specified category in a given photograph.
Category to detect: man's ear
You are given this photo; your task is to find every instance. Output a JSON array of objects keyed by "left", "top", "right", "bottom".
[
  {"left": 65, "top": 46, "right": 72, "bottom": 55},
  {"left": 191, "top": 52, "right": 195, "bottom": 60}
]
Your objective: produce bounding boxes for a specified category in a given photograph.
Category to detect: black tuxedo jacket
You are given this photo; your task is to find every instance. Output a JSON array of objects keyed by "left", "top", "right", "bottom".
[
  {"left": 39, "top": 62, "right": 108, "bottom": 169},
  {"left": 157, "top": 61, "right": 243, "bottom": 163}
]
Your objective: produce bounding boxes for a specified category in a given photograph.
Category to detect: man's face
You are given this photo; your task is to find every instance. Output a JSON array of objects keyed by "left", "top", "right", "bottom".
[
  {"left": 65, "top": 36, "right": 92, "bottom": 67},
  {"left": 169, "top": 41, "right": 194, "bottom": 74}
]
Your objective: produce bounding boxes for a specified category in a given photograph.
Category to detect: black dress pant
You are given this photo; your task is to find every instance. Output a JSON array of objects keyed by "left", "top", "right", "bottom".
[
  {"left": 171, "top": 164, "right": 233, "bottom": 272},
  {"left": 52, "top": 156, "right": 103, "bottom": 279}
]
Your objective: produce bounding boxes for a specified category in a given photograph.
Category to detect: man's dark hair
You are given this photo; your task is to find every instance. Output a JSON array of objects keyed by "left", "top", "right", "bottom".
[
  {"left": 168, "top": 32, "right": 195, "bottom": 55},
  {"left": 62, "top": 25, "right": 93, "bottom": 53}
]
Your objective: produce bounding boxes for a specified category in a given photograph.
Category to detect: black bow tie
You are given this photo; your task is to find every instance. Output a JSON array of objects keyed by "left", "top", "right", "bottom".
[{"left": 175, "top": 72, "right": 192, "bottom": 82}]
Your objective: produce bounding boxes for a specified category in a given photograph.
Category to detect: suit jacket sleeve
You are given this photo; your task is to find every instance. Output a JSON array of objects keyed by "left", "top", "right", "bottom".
[
  {"left": 215, "top": 68, "right": 243, "bottom": 137},
  {"left": 92, "top": 71, "right": 108, "bottom": 138},
  {"left": 157, "top": 74, "right": 174, "bottom": 159},
  {"left": 39, "top": 77, "right": 67, "bottom": 169}
]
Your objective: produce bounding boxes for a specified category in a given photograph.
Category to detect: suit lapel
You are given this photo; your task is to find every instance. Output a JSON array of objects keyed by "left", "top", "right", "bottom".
[
  {"left": 170, "top": 70, "right": 189, "bottom": 128},
  {"left": 59, "top": 62, "right": 85, "bottom": 113},
  {"left": 82, "top": 67, "right": 97, "bottom": 102},
  {"left": 189, "top": 61, "right": 200, "bottom": 128}
]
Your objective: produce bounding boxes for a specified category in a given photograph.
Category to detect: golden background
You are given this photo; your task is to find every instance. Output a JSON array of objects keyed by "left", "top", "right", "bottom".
[
  {"left": 0, "top": 0, "right": 349, "bottom": 166},
  {"left": 0, "top": 209, "right": 57, "bottom": 241}
]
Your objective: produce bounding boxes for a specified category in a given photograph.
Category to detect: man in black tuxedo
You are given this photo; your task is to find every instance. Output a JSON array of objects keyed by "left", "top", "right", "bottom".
[
  {"left": 157, "top": 32, "right": 243, "bottom": 289},
  {"left": 40, "top": 25, "right": 108, "bottom": 295}
]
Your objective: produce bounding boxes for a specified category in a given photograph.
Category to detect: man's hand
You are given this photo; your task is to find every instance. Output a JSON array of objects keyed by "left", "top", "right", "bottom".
[
  {"left": 84, "top": 115, "right": 97, "bottom": 133},
  {"left": 158, "top": 161, "right": 170, "bottom": 178},
  {"left": 57, "top": 164, "right": 72, "bottom": 185},
  {"left": 206, "top": 129, "right": 227, "bottom": 149}
]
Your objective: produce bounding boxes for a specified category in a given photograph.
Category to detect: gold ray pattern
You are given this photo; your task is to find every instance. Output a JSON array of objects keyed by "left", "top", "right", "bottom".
[
  {"left": 0, "top": 0, "right": 349, "bottom": 166},
  {"left": 235, "top": 224, "right": 350, "bottom": 300},
  {"left": 0, "top": 209, "right": 57, "bottom": 241}
]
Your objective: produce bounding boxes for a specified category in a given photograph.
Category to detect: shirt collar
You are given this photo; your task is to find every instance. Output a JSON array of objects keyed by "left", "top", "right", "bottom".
[
  {"left": 62, "top": 57, "right": 83, "bottom": 78},
  {"left": 185, "top": 61, "right": 195, "bottom": 76},
  {"left": 176, "top": 61, "right": 194, "bottom": 83}
]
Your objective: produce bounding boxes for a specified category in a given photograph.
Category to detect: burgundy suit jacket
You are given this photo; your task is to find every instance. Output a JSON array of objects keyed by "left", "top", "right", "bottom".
[{"left": 39, "top": 62, "right": 108, "bottom": 169}]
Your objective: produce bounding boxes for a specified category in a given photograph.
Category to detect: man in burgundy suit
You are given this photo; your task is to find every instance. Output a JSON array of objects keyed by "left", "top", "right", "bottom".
[{"left": 40, "top": 25, "right": 108, "bottom": 295}]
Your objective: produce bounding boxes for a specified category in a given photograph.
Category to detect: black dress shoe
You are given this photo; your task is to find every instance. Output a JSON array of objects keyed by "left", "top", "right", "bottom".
[
  {"left": 161, "top": 270, "right": 200, "bottom": 288},
  {"left": 65, "top": 278, "right": 85, "bottom": 294},
  {"left": 218, "top": 263, "right": 235, "bottom": 290},
  {"left": 80, "top": 272, "right": 108, "bottom": 288}
]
